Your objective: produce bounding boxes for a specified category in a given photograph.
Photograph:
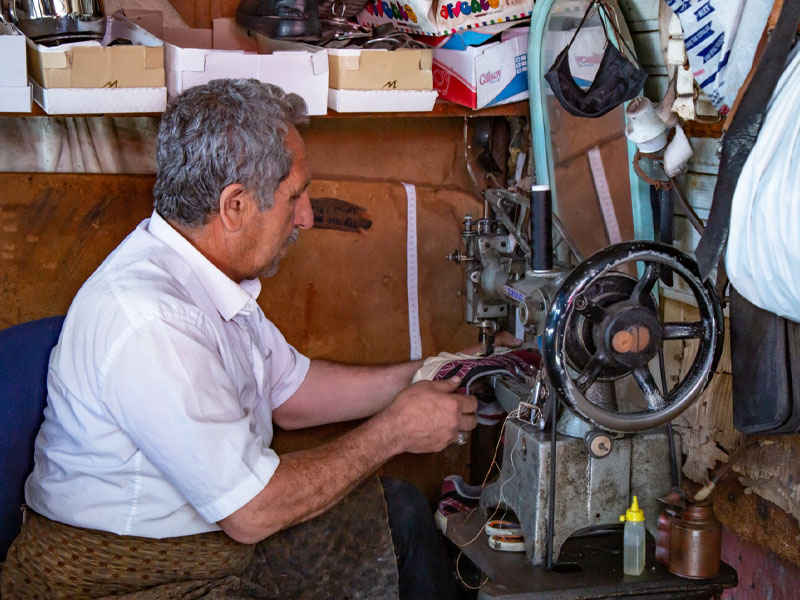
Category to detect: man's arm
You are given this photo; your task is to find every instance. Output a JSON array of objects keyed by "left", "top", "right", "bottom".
[
  {"left": 218, "top": 377, "right": 476, "bottom": 544},
  {"left": 272, "top": 359, "right": 422, "bottom": 430},
  {"left": 273, "top": 333, "right": 522, "bottom": 430}
]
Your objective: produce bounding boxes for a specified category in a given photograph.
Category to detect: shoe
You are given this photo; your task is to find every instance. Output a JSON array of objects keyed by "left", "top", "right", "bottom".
[
  {"left": 236, "top": 0, "right": 320, "bottom": 41},
  {"left": 434, "top": 475, "right": 482, "bottom": 534},
  {"left": 477, "top": 399, "right": 507, "bottom": 426}
]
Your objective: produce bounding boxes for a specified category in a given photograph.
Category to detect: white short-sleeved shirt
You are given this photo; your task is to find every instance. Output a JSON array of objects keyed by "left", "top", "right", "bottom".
[{"left": 24, "top": 211, "right": 310, "bottom": 538}]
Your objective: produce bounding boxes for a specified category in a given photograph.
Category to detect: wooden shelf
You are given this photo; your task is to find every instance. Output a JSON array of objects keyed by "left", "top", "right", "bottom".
[
  {"left": 317, "top": 100, "right": 530, "bottom": 118},
  {"left": 1, "top": 99, "right": 530, "bottom": 119}
]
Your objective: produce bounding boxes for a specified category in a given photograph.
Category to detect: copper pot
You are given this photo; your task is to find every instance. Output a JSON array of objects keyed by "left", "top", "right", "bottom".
[{"left": 668, "top": 502, "right": 722, "bottom": 579}]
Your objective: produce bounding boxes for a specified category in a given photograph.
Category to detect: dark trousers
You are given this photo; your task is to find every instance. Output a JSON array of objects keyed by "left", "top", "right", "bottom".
[{"left": 381, "top": 477, "right": 458, "bottom": 600}]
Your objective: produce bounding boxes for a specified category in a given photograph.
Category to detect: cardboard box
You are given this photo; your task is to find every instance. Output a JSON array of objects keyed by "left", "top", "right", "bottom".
[
  {"left": 328, "top": 48, "right": 432, "bottom": 90},
  {"left": 26, "top": 20, "right": 165, "bottom": 89},
  {"left": 0, "top": 23, "right": 32, "bottom": 112},
  {"left": 328, "top": 88, "right": 437, "bottom": 112},
  {"left": 415, "top": 21, "right": 515, "bottom": 50},
  {"left": 432, "top": 27, "right": 529, "bottom": 109},
  {"left": 31, "top": 78, "right": 167, "bottom": 114},
  {"left": 1, "top": 23, "right": 28, "bottom": 88},
  {"left": 358, "top": 0, "right": 532, "bottom": 37},
  {"left": 116, "top": 11, "right": 329, "bottom": 115},
  {"left": 0, "top": 84, "right": 32, "bottom": 113}
]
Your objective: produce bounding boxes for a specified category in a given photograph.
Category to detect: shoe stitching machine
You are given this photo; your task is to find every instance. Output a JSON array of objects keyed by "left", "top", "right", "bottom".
[{"left": 446, "top": 186, "right": 723, "bottom": 566}]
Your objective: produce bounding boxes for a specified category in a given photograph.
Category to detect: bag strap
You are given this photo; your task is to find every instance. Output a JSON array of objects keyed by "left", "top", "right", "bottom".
[
  {"left": 563, "top": 1, "right": 600, "bottom": 50},
  {"left": 596, "top": 0, "right": 639, "bottom": 63},
  {"left": 563, "top": 1, "right": 641, "bottom": 67}
]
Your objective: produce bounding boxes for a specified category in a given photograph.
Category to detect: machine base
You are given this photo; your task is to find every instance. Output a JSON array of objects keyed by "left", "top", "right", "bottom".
[{"left": 480, "top": 419, "right": 679, "bottom": 565}]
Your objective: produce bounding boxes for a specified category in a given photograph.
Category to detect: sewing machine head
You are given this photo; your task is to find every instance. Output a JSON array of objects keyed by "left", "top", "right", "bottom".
[
  {"left": 448, "top": 185, "right": 723, "bottom": 434},
  {"left": 447, "top": 185, "right": 723, "bottom": 565}
]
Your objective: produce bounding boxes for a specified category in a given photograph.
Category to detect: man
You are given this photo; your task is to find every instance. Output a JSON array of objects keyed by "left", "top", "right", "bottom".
[{"left": 0, "top": 79, "right": 478, "bottom": 599}]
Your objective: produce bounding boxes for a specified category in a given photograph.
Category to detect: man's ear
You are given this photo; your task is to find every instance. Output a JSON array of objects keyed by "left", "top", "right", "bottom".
[{"left": 218, "top": 184, "right": 252, "bottom": 233}]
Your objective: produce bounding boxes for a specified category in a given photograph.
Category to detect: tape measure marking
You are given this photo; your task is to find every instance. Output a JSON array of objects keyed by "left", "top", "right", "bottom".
[
  {"left": 587, "top": 146, "right": 622, "bottom": 245},
  {"left": 403, "top": 182, "right": 423, "bottom": 361}
]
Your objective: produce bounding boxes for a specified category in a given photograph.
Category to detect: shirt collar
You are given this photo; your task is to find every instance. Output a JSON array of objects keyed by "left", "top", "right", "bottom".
[{"left": 147, "top": 210, "right": 262, "bottom": 321}]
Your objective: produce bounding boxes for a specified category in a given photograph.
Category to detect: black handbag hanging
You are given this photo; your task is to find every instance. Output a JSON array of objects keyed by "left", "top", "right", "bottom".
[{"left": 544, "top": 0, "right": 647, "bottom": 118}]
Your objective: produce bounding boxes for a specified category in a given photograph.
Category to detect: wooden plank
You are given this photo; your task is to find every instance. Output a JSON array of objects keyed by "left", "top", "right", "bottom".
[
  {"left": 617, "top": 0, "right": 659, "bottom": 27},
  {"left": 302, "top": 116, "right": 480, "bottom": 191},
  {"left": 552, "top": 135, "right": 635, "bottom": 257},
  {"left": 3, "top": 100, "right": 530, "bottom": 119},
  {"left": 631, "top": 30, "right": 664, "bottom": 67},
  {"left": 735, "top": 437, "right": 800, "bottom": 524},
  {"left": 644, "top": 74, "right": 669, "bottom": 102},
  {"left": 319, "top": 100, "right": 531, "bottom": 119},
  {"left": 676, "top": 172, "right": 716, "bottom": 213},
  {"left": 686, "top": 137, "right": 722, "bottom": 175},
  {"left": 166, "top": 0, "right": 204, "bottom": 27},
  {"left": 548, "top": 95, "right": 628, "bottom": 164}
]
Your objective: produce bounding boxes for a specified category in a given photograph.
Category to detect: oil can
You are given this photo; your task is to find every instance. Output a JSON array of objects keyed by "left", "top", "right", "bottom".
[{"left": 668, "top": 502, "right": 722, "bottom": 579}]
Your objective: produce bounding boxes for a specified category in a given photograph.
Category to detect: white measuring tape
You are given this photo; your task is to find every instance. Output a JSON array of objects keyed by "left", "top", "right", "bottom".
[
  {"left": 402, "top": 182, "right": 423, "bottom": 361},
  {"left": 587, "top": 146, "right": 622, "bottom": 245}
]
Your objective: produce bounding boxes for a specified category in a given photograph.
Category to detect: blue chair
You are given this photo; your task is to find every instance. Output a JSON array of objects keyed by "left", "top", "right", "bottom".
[{"left": 0, "top": 316, "right": 65, "bottom": 562}]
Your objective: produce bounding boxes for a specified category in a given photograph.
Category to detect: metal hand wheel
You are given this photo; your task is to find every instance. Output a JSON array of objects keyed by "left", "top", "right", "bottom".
[{"left": 543, "top": 241, "right": 723, "bottom": 432}]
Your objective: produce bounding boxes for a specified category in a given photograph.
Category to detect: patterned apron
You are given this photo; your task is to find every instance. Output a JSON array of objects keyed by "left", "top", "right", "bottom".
[{"left": 0, "top": 477, "right": 399, "bottom": 600}]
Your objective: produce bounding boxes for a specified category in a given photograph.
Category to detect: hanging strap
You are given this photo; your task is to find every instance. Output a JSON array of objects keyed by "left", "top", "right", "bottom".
[{"left": 563, "top": 1, "right": 640, "bottom": 66}]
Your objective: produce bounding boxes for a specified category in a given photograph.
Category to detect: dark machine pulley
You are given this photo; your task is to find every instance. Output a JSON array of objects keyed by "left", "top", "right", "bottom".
[{"left": 544, "top": 241, "right": 723, "bottom": 432}]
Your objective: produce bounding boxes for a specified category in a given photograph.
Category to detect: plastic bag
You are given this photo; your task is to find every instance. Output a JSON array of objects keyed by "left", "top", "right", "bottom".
[
  {"left": 726, "top": 48, "right": 800, "bottom": 323},
  {"left": 666, "top": 0, "right": 772, "bottom": 114}
]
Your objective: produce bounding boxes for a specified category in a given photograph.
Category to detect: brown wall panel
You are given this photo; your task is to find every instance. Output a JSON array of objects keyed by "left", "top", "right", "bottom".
[
  {"left": 263, "top": 180, "right": 478, "bottom": 363},
  {"left": 0, "top": 174, "right": 156, "bottom": 328},
  {"left": 301, "top": 118, "right": 477, "bottom": 192},
  {"left": 552, "top": 135, "right": 634, "bottom": 257}
]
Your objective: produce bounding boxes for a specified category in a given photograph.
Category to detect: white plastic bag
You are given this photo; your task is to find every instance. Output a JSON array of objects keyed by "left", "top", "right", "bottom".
[{"left": 726, "top": 48, "right": 800, "bottom": 323}]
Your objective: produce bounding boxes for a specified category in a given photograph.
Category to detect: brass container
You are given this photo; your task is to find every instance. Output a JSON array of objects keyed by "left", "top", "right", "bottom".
[{"left": 668, "top": 502, "right": 722, "bottom": 579}]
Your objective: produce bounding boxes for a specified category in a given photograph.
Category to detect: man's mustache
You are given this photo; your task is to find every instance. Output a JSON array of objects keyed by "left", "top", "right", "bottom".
[{"left": 284, "top": 228, "right": 299, "bottom": 247}]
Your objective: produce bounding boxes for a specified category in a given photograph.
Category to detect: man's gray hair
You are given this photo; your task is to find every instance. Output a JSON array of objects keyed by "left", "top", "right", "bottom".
[{"left": 154, "top": 79, "right": 308, "bottom": 227}]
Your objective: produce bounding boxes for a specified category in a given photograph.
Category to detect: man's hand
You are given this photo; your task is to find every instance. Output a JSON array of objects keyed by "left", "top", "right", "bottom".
[
  {"left": 377, "top": 377, "right": 477, "bottom": 454},
  {"left": 219, "top": 376, "right": 476, "bottom": 543}
]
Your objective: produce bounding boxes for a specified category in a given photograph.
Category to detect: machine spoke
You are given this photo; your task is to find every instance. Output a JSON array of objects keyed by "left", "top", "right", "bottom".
[
  {"left": 632, "top": 367, "right": 667, "bottom": 410},
  {"left": 574, "top": 296, "right": 607, "bottom": 324},
  {"left": 662, "top": 321, "right": 706, "bottom": 340},
  {"left": 576, "top": 354, "right": 605, "bottom": 393},
  {"left": 631, "top": 263, "right": 660, "bottom": 304}
]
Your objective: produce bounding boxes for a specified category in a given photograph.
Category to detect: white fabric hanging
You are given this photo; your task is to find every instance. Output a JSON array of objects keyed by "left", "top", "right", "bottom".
[
  {"left": 0, "top": 117, "right": 159, "bottom": 173},
  {"left": 726, "top": 47, "right": 800, "bottom": 323}
]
